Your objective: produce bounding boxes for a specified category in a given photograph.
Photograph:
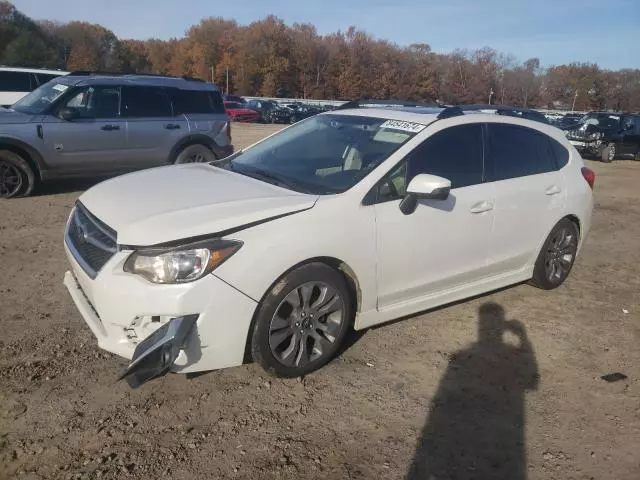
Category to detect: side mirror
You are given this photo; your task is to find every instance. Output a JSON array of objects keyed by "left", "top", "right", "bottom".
[
  {"left": 58, "top": 107, "right": 78, "bottom": 121},
  {"left": 399, "top": 174, "right": 452, "bottom": 215}
]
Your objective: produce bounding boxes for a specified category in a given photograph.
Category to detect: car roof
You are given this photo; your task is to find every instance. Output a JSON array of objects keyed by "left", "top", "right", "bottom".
[
  {"left": 322, "top": 108, "right": 569, "bottom": 140},
  {"left": 56, "top": 73, "right": 219, "bottom": 91},
  {"left": 326, "top": 107, "right": 445, "bottom": 124},
  {"left": 0, "top": 67, "right": 69, "bottom": 75}
]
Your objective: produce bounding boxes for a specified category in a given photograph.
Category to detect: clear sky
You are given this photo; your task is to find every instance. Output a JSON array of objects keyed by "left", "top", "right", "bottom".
[{"left": 13, "top": 0, "right": 640, "bottom": 70}]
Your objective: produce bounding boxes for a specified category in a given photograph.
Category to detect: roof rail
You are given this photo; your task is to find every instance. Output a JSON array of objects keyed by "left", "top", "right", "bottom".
[
  {"left": 67, "top": 71, "right": 205, "bottom": 82},
  {"left": 436, "top": 106, "right": 464, "bottom": 119},
  {"left": 337, "top": 98, "right": 444, "bottom": 110},
  {"left": 336, "top": 98, "right": 464, "bottom": 120}
]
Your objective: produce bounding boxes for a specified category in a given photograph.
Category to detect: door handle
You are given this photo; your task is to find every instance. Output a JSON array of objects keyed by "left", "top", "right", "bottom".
[
  {"left": 100, "top": 125, "right": 120, "bottom": 131},
  {"left": 164, "top": 124, "right": 181, "bottom": 130},
  {"left": 469, "top": 201, "right": 494, "bottom": 214},
  {"left": 545, "top": 185, "right": 562, "bottom": 195}
]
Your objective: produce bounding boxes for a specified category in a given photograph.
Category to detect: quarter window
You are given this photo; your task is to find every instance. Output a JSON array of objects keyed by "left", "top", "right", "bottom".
[
  {"left": 122, "top": 86, "right": 172, "bottom": 117},
  {"left": 548, "top": 137, "right": 569, "bottom": 169},
  {"left": 173, "top": 89, "right": 225, "bottom": 114},
  {"left": 485, "top": 123, "right": 556, "bottom": 181}
]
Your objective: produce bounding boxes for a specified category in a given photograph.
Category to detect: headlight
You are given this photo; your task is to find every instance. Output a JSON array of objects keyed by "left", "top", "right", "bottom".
[
  {"left": 123, "top": 239, "right": 242, "bottom": 284},
  {"left": 589, "top": 131, "right": 602, "bottom": 139}
]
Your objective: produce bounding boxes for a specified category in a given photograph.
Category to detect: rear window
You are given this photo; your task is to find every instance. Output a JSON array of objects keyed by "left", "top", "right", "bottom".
[
  {"left": 35, "top": 73, "right": 62, "bottom": 85},
  {"left": 0, "top": 71, "right": 34, "bottom": 92},
  {"left": 122, "top": 86, "right": 172, "bottom": 117},
  {"left": 173, "top": 89, "right": 225, "bottom": 114},
  {"left": 485, "top": 123, "right": 557, "bottom": 181}
]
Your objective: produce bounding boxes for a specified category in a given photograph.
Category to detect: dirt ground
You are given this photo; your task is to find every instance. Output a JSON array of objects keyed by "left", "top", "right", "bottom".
[{"left": 1, "top": 123, "right": 639, "bottom": 480}]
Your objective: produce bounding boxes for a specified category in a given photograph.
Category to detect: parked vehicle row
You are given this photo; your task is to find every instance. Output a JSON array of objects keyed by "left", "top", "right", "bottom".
[
  {"left": 563, "top": 112, "right": 640, "bottom": 162},
  {"left": 0, "top": 71, "right": 232, "bottom": 197},
  {"left": 222, "top": 94, "right": 327, "bottom": 124}
]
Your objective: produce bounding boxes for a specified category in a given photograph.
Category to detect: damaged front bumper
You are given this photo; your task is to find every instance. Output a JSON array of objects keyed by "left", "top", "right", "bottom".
[
  {"left": 118, "top": 315, "right": 198, "bottom": 388},
  {"left": 568, "top": 138, "right": 601, "bottom": 155}
]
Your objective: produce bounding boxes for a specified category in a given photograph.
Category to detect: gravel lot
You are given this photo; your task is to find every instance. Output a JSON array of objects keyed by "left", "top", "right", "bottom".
[{"left": 1, "top": 123, "right": 639, "bottom": 480}]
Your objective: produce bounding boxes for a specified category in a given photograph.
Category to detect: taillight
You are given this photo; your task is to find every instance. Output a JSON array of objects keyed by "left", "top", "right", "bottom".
[
  {"left": 581, "top": 167, "right": 595, "bottom": 189},
  {"left": 226, "top": 122, "right": 231, "bottom": 142}
]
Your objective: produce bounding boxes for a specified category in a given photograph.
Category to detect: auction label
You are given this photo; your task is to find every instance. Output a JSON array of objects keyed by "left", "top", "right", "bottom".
[{"left": 380, "top": 120, "right": 426, "bottom": 133}]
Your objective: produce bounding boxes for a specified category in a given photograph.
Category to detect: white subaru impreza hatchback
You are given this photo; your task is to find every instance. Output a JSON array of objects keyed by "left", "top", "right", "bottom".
[{"left": 63, "top": 103, "right": 594, "bottom": 387}]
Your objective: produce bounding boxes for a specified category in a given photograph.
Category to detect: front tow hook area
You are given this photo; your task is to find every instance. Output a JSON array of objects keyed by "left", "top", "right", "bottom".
[{"left": 118, "top": 315, "right": 198, "bottom": 388}]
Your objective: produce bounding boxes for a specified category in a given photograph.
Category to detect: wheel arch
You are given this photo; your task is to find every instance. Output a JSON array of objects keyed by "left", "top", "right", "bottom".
[
  {"left": 167, "top": 134, "right": 218, "bottom": 163},
  {"left": 0, "top": 137, "right": 44, "bottom": 181},
  {"left": 242, "top": 256, "right": 362, "bottom": 363}
]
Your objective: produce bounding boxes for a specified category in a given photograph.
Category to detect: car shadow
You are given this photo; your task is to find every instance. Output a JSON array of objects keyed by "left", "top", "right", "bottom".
[
  {"left": 33, "top": 177, "right": 112, "bottom": 196},
  {"left": 406, "top": 302, "right": 539, "bottom": 480}
]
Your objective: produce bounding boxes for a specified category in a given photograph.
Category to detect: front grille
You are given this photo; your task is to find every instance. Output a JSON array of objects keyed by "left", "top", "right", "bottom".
[{"left": 65, "top": 203, "right": 117, "bottom": 279}]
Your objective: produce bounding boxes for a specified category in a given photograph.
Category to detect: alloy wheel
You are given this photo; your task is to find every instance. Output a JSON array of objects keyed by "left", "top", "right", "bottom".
[
  {"left": 0, "top": 162, "right": 23, "bottom": 198},
  {"left": 268, "top": 282, "right": 345, "bottom": 368},
  {"left": 544, "top": 227, "right": 576, "bottom": 282}
]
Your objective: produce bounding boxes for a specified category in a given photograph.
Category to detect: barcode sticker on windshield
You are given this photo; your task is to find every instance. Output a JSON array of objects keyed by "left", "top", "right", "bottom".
[
  {"left": 380, "top": 120, "right": 426, "bottom": 133},
  {"left": 52, "top": 84, "right": 69, "bottom": 92}
]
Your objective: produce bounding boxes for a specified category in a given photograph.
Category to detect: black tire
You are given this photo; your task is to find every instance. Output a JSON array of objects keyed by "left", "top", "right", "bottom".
[
  {"left": 634, "top": 150, "right": 640, "bottom": 161},
  {"left": 290, "top": 115, "right": 298, "bottom": 124},
  {"left": 174, "top": 144, "right": 216, "bottom": 164},
  {"left": 600, "top": 142, "right": 615, "bottom": 163},
  {"left": 251, "top": 263, "right": 353, "bottom": 377},
  {"left": 530, "top": 218, "right": 579, "bottom": 290},
  {"left": 0, "top": 149, "right": 35, "bottom": 198}
]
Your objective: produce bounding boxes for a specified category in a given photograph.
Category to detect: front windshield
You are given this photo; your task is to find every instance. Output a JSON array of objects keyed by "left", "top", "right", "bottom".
[
  {"left": 579, "top": 114, "right": 620, "bottom": 128},
  {"left": 12, "top": 81, "right": 71, "bottom": 114},
  {"left": 225, "top": 102, "right": 243, "bottom": 109},
  {"left": 217, "top": 114, "right": 423, "bottom": 194}
]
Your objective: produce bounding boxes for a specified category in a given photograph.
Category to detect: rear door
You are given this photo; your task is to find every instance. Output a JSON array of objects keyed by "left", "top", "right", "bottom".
[
  {"left": 40, "top": 85, "right": 127, "bottom": 173},
  {"left": 484, "top": 122, "right": 565, "bottom": 275},
  {"left": 121, "top": 85, "right": 187, "bottom": 167},
  {"left": 173, "top": 88, "right": 230, "bottom": 154}
]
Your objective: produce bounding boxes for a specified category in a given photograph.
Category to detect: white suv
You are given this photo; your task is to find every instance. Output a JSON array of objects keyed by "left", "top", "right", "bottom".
[
  {"left": 63, "top": 103, "right": 594, "bottom": 387},
  {"left": 0, "top": 67, "right": 69, "bottom": 107}
]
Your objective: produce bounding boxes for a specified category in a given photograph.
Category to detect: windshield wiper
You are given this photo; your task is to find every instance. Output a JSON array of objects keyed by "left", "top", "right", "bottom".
[{"left": 231, "top": 165, "right": 310, "bottom": 193}]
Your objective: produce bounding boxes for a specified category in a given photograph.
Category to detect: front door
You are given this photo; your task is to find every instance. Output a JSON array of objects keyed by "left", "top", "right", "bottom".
[
  {"left": 374, "top": 123, "right": 494, "bottom": 309},
  {"left": 41, "top": 85, "right": 127, "bottom": 174},
  {"left": 121, "top": 86, "right": 188, "bottom": 167}
]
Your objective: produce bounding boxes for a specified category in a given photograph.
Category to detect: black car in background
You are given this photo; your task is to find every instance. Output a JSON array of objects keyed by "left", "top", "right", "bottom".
[
  {"left": 554, "top": 113, "right": 582, "bottom": 129},
  {"left": 245, "top": 99, "right": 292, "bottom": 124},
  {"left": 283, "top": 102, "right": 323, "bottom": 123},
  {"left": 223, "top": 94, "right": 247, "bottom": 104},
  {"left": 565, "top": 112, "right": 640, "bottom": 162}
]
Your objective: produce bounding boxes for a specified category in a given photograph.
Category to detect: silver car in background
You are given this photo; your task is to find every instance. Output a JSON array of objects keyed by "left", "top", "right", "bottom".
[{"left": 0, "top": 72, "right": 233, "bottom": 198}]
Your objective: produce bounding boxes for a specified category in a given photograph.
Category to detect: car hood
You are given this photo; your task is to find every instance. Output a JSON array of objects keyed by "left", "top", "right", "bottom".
[
  {"left": 79, "top": 164, "right": 318, "bottom": 246},
  {"left": 0, "top": 108, "right": 34, "bottom": 124}
]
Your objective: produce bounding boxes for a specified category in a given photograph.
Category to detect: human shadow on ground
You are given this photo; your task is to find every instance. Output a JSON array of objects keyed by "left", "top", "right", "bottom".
[{"left": 407, "top": 302, "right": 539, "bottom": 480}]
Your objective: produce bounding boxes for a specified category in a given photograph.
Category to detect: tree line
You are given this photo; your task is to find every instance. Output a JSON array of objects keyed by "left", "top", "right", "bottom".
[{"left": 1, "top": 1, "right": 639, "bottom": 111}]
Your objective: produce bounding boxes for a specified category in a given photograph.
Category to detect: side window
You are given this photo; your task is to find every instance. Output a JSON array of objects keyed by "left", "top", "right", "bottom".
[
  {"left": 35, "top": 73, "right": 61, "bottom": 85},
  {"left": 485, "top": 123, "right": 556, "bottom": 182},
  {"left": 548, "top": 137, "right": 569, "bottom": 169},
  {"left": 122, "top": 86, "right": 172, "bottom": 117},
  {"left": 173, "top": 89, "right": 225, "bottom": 114},
  {"left": 406, "top": 124, "right": 484, "bottom": 189},
  {"left": 0, "top": 71, "right": 33, "bottom": 92},
  {"left": 62, "top": 86, "right": 121, "bottom": 118}
]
